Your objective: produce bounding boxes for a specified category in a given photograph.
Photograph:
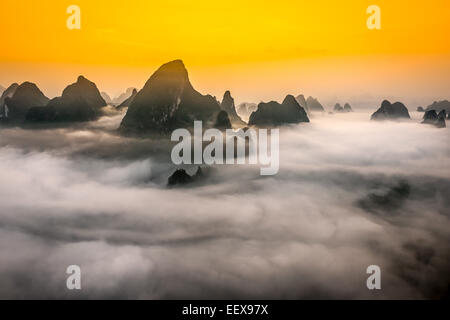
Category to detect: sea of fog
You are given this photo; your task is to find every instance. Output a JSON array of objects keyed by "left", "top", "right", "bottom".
[{"left": 0, "top": 111, "right": 449, "bottom": 299}]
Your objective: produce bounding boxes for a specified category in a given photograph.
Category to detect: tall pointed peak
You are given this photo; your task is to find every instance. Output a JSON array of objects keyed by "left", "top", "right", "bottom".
[
  {"left": 154, "top": 59, "right": 187, "bottom": 76},
  {"left": 282, "top": 94, "right": 298, "bottom": 106}
]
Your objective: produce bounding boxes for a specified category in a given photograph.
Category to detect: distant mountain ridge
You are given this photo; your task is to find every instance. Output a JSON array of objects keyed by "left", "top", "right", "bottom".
[
  {"left": 306, "top": 96, "right": 325, "bottom": 112},
  {"left": 371, "top": 100, "right": 410, "bottom": 120},
  {"left": 249, "top": 95, "right": 309, "bottom": 126},
  {"left": 113, "top": 87, "right": 137, "bottom": 105},
  {"left": 3, "top": 82, "right": 49, "bottom": 121},
  {"left": 425, "top": 100, "right": 450, "bottom": 113},
  {"left": 117, "top": 89, "right": 138, "bottom": 109},
  {"left": 26, "top": 76, "right": 106, "bottom": 122}
]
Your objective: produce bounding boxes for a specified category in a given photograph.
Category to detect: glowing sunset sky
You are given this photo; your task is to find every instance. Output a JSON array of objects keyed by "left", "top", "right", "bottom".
[{"left": 1, "top": 0, "right": 449, "bottom": 107}]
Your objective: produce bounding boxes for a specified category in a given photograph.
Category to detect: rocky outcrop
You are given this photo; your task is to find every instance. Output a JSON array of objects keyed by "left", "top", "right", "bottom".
[
  {"left": 113, "top": 87, "right": 136, "bottom": 105},
  {"left": 120, "top": 60, "right": 221, "bottom": 134},
  {"left": 422, "top": 110, "right": 438, "bottom": 124},
  {"left": 26, "top": 76, "right": 106, "bottom": 122},
  {"left": 295, "top": 94, "right": 307, "bottom": 110},
  {"left": 425, "top": 100, "right": 450, "bottom": 114},
  {"left": 168, "top": 169, "right": 192, "bottom": 186},
  {"left": 117, "top": 88, "right": 138, "bottom": 109},
  {"left": 168, "top": 166, "right": 205, "bottom": 186},
  {"left": 334, "top": 103, "right": 344, "bottom": 112},
  {"left": 422, "top": 110, "right": 446, "bottom": 128},
  {"left": 417, "top": 106, "right": 425, "bottom": 112},
  {"left": 334, "top": 103, "right": 352, "bottom": 113},
  {"left": 3, "top": 82, "right": 49, "bottom": 121},
  {"left": 436, "top": 110, "right": 447, "bottom": 128},
  {"left": 343, "top": 103, "right": 353, "bottom": 112},
  {"left": 306, "top": 96, "right": 325, "bottom": 112},
  {"left": 248, "top": 95, "right": 309, "bottom": 126},
  {"left": 0, "top": 83, "right": 19, "bottom": 119},
  {"left": 371, "top": 100, "right": 410, "bottom": 120},
  {"left": 220, "top": 91, "right": 246, "bottom": 126},
  {"left": 215, "top": 110, "right": 232, "bottom": 129}
]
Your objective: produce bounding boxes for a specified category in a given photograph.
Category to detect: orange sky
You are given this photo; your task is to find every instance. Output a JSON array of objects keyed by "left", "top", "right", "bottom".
[{"left": 1, "top": 0, "right": 449, "bottom": 107}]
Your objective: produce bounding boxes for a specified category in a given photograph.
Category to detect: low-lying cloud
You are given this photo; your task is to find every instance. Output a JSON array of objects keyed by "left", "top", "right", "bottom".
[{"left": 0, "top": 111, "right": 449, "bottom": 299}]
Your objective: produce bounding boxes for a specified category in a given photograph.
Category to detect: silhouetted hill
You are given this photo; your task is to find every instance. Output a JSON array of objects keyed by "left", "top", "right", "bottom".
[
  {"left": 113, "top": 87, "right": 136, "bottom": 105},
  {"left": 120, "top": 60, "right": 221, "bottom": 134},
  {"left": 0, "top": 83, "right": 19, "bottom": 119},
  {"left": 4, "top": 82, "right": 49, "bottom": 121},
  {"left": 117, "top": 88, "right": 138, "bottom": 109},
  {"left": 334, "top": 103, "right": 344, "bottom": 112},
  {"left": 248, "top": 95, "right": 309, "bottom": 126},
  {"left": 295, "top": 94, "right": 307, "bottom": 110},
  {"left": 306, "top": 96, "right": 325, "bottom": 112},
  {"left": 334, "top": 102, "right": 353, "bottom": 113},
  {"left": 343, "top": 103, "right": 353, "bottom": 112},
  {"left": 422, "top": 109, "right": 446, "bottom": 128},
  {"left": 371, "top": 100, "right": 410, "bottom": 120},
  {"left": 425, "top": 100, "right": 450, "bottom": 114},
  {"left": 220, "top": 91, "right": 246, "bottom": 126},
  {"left": 26, "top": 76, "right": 106, "bottom": 122}
]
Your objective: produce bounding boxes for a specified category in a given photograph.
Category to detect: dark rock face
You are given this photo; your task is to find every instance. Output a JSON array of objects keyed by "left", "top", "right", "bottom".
[
  {"left": 436, "top": 110, "right": 446, "bottom": 128},
  {"left": 343, "top": 103, "right": 353, "bottom": 112},
  {"left": 168, "top": 166, "right": 206, "bottom": 186},
  {"left": 220, "top": 91, "right": 246, "bottom": 126},
  {"left": 0, "top": 83, "right": 19, "bottom": 118},
  {"left": 306, "top": 96, "right": 325, "bottom": 112},
  {"left": 371, "top": 100, "right": 410, "bottom": 120},
  {"left": 421, "top": 110, "right": 446, "bottom": 128},
  {"left": 26, "top": 76, "right": 106, "bottom": 122},
  {"left": 248, "top": 95, "right": 309, "bottom": 126},
  {"left": 334, "top": 103, "right": 344, "bottom": 112},
  {"left": 4, "top": 82, "right": 49, "bottom": 121},
  {"left": 117, "top": 88, "right": 138, "bottom": 109},
  {"left": 120, "top": 60, "right": 221, "bottom": 134},
  {"left": 425, "top": 100, "right": 450, "bottom": 114},
  {"left": 417, "top": 106, "right": 425, "bottom": 112},
  {"left": 215, "top": 110, "right": 232, "bottom": 129},
  {"left": 422, "top": 110, "right": 438, "bottom": 123},
  {"left": 295, "top": 94, "right": 307, "bottom": 109},
  {"left": 168, "top": 169, "right": 192, "bottom": 186},
  {"left": 334, "top": 103, "right": 352, "bottom": 113}
]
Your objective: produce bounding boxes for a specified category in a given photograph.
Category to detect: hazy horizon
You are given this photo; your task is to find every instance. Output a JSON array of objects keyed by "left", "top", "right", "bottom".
[
  {"left": 1, "top": 56, "right": 449, "bottom": 111},
  {"left": 1, "top": 0, "right": 449, "bottom": 109}
]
